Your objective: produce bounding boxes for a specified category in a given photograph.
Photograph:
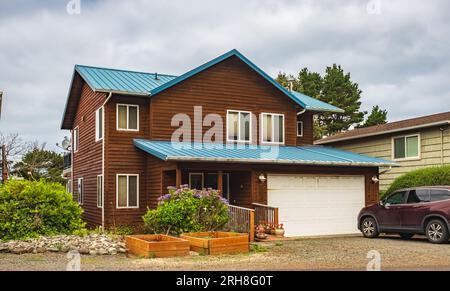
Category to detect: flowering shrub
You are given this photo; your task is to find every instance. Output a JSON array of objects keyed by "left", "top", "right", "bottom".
[{"left": 143, "top": 185, "right": 229, "bottom": 235}]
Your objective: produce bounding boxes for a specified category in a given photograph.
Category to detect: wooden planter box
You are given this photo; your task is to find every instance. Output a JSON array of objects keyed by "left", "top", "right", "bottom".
[
  {"left": 181, "top": 232, "right": 249, "bottom": 255},
  {"left": 125, "top": 235, "right": 190, "bottom": 258}
]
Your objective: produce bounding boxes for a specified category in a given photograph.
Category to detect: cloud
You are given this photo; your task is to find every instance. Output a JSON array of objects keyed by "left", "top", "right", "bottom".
[{"left": 0, "top": 0, "right": 449, "bottom": 150}]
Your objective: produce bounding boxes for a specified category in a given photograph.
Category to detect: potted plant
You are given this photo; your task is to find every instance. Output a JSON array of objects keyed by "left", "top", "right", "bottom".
[
  {"left": 255, "top": 225, "right": 267, "bottom": 239},
  {"left": 274, "top": 224, "right": 285, "bottom": 237}
]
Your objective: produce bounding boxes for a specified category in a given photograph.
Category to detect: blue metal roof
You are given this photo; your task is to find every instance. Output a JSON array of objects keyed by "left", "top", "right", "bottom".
[
  {"left": 73, "top": 50, "right": 343, "bottom": 113},
  {"left": 291, "top": 91, "right": 344, "bottom": 113},
  {"left": 75, "top": 65, "right": 177, "bottom": 95},
  {"left": 134, "top": 139, "right": 397, "bottom": 167}
]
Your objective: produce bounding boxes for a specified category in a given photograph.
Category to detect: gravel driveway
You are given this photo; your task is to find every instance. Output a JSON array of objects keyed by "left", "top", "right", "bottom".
[{"left": 1, "top": 235, "right": 450, "bottom": 271}]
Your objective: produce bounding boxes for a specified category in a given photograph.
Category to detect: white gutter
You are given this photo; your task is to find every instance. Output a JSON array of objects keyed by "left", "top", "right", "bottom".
[
  {"left": 101, "top": 92, "right": 113, "bottom": 230},
  {"left": 316, "top": 120, "right": 450, "bottom": 144}
]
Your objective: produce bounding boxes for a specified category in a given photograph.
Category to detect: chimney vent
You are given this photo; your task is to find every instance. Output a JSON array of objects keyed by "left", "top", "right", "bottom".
[{"left": 154, "top": 73, "right": 159, "bottom": 80}]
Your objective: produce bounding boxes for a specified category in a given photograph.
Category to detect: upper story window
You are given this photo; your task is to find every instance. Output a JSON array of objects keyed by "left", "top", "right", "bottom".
[
  {"left": 73, "top": 127, "right": 79, "bottom": 152},
  {"left": 95, "top": 107, "right": 104, "bottom": 141},
  {"left": 393, "top": 134, "right": 420, "bottom": 160},
  {"left": 261, "top": 113, "right": 285, "bottom": 144},
  {"left": 227, "top": 110, "right": 251, "bottom": 143},
  {"left": 117, "top": 104, "right": 139, "bottom": 131},
  {"left": 297, "top": 119, "right": 304, "bottom": 137}
]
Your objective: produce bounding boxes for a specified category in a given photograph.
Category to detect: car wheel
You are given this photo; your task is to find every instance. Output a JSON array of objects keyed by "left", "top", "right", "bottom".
[
  {"left": 361, "top": 217, "right": 379, "bottom": 238},
  {"left": 426, "top": 219, "right": 450, "bottom": 244},
  {"left": 399, "top": 233, "right": 414, "bottom": 240}
]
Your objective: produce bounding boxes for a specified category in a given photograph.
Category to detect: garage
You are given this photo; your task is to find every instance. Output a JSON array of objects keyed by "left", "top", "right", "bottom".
[{"left": 267, "top": 174, "right": 365, "bottom": 237}]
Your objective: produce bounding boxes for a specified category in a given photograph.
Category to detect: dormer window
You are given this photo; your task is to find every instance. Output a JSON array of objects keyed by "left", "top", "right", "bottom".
[{"left": 227, "top": 110, "right": 251, "bottom": 142}]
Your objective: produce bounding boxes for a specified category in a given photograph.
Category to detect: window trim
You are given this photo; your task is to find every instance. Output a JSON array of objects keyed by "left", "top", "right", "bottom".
[
  {"left": 116, "top": 104, "right": 139, "bottom": 132},
  {"left": 95, "top": 106, "right": 104, "bottom": 142},
  {"left": 226, "top": 110, "right": 252, "bottom": 143},
  {"left": 189, "top": 172, "right": 204, "bottom": 190},
  {"left": 97, "top": 175, "right": 103, "bottom": 208},
  {"left": 260, "top": 112, "right": 285, "bottom": 145},
  {"left": 392, "top": 133, "right": 421, "bottom": 161},
  {"left": 77, "top": 177, "right": 84, "bottom": 205},
  {"left": 73, "top": 126, "right": 79, "bottom": 153},
  {"left": 116, "top": 174, "right": 139, "bottom": 209},
  {"left": 297, "top": 121, "right": 304, "bottom": 137}
]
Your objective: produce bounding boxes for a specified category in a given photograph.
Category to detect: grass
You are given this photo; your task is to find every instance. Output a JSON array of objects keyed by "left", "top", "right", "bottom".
[{"left": 250, "top": 244, "right": 268, "bottom": 253}]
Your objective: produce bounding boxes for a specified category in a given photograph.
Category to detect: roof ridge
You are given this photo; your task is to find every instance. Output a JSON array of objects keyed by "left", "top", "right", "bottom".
[{"left": 75, "top": 64, "right": 178, "bottom": 78}]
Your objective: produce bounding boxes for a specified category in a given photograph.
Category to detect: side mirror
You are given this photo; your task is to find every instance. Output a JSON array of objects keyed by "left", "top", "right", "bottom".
[{"left": 379, "top": 200, "right": 385, "bottom": 207}]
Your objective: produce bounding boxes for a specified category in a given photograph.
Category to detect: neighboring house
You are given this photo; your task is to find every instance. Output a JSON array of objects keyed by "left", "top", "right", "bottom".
[
  {"left": 316, "top": 112, "right": 450, "bottom": 191},
  {"left": 60, "top": 49, "right": 395, "bottom": 237}
]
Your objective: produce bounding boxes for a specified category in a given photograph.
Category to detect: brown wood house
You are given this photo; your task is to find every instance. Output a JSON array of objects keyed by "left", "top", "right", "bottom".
[{"left": 61, "top": 49, "right": 396, "bottom": 237}]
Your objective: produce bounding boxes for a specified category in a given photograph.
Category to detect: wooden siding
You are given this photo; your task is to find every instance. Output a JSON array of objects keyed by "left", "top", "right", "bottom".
[
  {"left": 150, "top": 55, "right": 311, "bottom": 146},
  {"left": 104, "top": 95, "right": 150, "bottom": 228},
  {"left": 72, "top": 83, "right": 106, "bottom": 227},
  {"left": 296, "top": 112, "right": 314, "bottom": 145},
  {"left": 329, "top": 126, "right": 450, "bottom": 191}
]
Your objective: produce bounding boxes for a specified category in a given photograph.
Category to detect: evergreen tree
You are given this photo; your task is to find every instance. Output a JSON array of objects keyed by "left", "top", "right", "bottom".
[{"left": 359, "top": 105, "right": 388, "bottom": 128}]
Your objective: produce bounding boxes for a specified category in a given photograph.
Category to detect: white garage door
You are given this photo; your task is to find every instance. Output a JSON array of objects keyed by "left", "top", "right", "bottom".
[{"left": 268, "top": 174, "right": 365, "bottom": 237}]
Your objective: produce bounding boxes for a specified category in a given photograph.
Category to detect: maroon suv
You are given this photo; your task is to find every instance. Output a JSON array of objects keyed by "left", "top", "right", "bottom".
[{"left": 358, "top": 186, "right": 450, "bottom": 244}]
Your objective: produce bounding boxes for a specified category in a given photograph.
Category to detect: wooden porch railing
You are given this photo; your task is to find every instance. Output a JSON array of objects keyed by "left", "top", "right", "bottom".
[
  {"left": 227, "top": 205, "right": 255, "bottom": 242},
  {"left": 253, "top": 203, "right": 279, "bottom": 227}
]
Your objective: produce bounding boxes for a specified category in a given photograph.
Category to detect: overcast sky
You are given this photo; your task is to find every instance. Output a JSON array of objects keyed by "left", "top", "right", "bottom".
[{"left": 1, "top": 0, "right": 449, "bottom": 151}]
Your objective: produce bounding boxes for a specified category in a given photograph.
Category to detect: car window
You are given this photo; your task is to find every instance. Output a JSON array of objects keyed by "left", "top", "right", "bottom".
[
  {"left": 430, "top": 189, "right": 450, "bottom": 202},
  {"left": 407, "top": 190, "right": 430, "bottom": 204},
  {"left": 385, "top": 191, "right": 407, "bottom": 205}
]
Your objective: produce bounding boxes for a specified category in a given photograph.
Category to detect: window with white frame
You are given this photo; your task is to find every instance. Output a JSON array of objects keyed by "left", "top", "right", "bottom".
[
  {"left": 97, "top": 175, "right": 103, "bottom": 208},
  {"left": 73, "top": 127, "right": 79, "bottom": 152},
  {"left": 227, "top": 110, "right": 251, "bottom": 142},
  {"left": 95, "top": 107, "right": 104, "bottom": 141},
  {"left": 117, "top": 104, "right": 139, "bottom": 131},
  {"left": 393, "top": 134, "right": 420, "bottom": 160},
  {"left": 297, "top": 120, "right": 304, "bottom": 137},
  {"left": 117, "top": 174, "right": 139, "bottom": 208},
  {"left": 261, "top": 113, "right": 285, "bottom": 144},
  {"left": 77, "top": 177, "right": 84, "bottom": 204}
]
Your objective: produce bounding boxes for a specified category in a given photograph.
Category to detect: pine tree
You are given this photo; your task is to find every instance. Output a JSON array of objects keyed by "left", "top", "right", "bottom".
[{"left": 359, "top": 105, "right": 388, "bottom": 128}]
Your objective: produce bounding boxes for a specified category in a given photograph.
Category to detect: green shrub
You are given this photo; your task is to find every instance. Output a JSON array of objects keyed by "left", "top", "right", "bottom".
[
  {"left": 0, "top": 179, "right": 86, "bottom": 241},
  {"left": 143, "top": 186, "right": 229, "bottom": 236},
  {"left": 385, "top": 166, "right": 450, "bottom": 196}
]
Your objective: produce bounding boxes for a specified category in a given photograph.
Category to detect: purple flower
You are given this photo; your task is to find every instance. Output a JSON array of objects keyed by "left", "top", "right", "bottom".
[{"left": 194, "top": 193, "right": 202, "bottom": 199}]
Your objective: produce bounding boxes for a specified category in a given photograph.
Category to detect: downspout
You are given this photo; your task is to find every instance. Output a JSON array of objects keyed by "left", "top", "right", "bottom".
[{"left": 101, "top": 92, "right": 113, "bottom": 230}]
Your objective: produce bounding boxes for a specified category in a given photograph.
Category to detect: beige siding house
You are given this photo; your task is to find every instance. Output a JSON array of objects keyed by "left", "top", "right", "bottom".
[{"left": 316, "top": 112, "right": 450, "bottom": 191}]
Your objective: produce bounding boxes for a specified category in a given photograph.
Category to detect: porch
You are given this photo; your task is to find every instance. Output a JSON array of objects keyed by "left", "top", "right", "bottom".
[{"left": 160, "top": 165, "right": 279, "bottom": 242}]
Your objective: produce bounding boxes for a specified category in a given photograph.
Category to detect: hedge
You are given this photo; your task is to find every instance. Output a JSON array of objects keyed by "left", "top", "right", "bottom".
[
  {"left": 384, "top": 166, "right": 450, "bottom": 196},
  {"left": 0, "top": 180, "right": 86, "bottom": 241}
]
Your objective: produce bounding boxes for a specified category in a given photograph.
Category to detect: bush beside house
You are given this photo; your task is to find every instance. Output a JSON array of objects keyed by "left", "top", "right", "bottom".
[
  {"left": 0, "top": 180, "right": 86, "bottom": 241},
  {"left": 385, "top": 166, "right": 450, "bottom": 196},
  {"left": 143, "top": 186, "right": 229, "bottom": 236}
]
